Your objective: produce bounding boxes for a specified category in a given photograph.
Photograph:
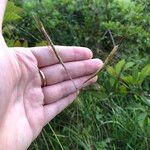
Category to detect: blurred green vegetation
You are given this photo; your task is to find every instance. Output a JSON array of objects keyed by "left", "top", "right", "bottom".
[{"left": 3, "top": 0, "right": 150, "bottom": 149}]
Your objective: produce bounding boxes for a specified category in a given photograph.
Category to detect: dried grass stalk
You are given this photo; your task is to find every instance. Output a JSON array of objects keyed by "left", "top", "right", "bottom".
[
  {"left": 33, "top": 15, "right": 78, "bottom": 91},
  {"left": 83, "top": 45, "right": 119, "bottom": 86}
]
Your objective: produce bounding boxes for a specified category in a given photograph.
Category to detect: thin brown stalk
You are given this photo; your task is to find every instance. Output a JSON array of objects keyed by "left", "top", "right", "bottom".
[
  {"left": 83, "top": 45, "right": 119, "bottom": 86},
  {"left": 33, "top": 15, "right": 78, "bottom": 91},
  {"left": 83, "top": 32, "right": 127, "bottom": 86}
]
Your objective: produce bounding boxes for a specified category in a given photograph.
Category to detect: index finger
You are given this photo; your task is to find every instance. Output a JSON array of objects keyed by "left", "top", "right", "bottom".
[{"left": 30, "top": 46, "right": 93, "bottom": 68}]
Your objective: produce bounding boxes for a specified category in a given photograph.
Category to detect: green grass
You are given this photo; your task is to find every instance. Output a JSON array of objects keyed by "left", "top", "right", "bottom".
[{"left": 29, "top": 65, "right": 150, "bottom": 150}]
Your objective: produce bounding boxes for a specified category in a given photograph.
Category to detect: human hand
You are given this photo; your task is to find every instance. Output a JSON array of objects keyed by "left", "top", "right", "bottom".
[{"left": 0, "top": 35, "right": 103, "bottom": 149}]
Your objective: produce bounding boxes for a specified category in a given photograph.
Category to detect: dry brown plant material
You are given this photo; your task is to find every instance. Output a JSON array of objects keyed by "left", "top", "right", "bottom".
[
  {"left": 33, "top": 15, "right": 78, "bottom": 92},
  {"left": 83, "top": 45, "right": 119, "bottom": 86}
]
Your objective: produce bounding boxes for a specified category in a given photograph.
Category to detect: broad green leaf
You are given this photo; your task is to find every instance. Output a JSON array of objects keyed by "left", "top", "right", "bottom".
[
  {"left": 14, "top": 40, "right": 28, "bottom": 47},
  {"left": 107, "top": 66, "right": 116, "bottom": 77},
  {"left": 4, "top": 1, "right": 22, "bottom": 23},
  {"left": 6, "top": 39, "right": 15, "bottom": 47},
  {"left": 138, "top": 64, "right": 150, "bottom": 85},
  {"left": 141, "top": 96, "right": 150, "bottom": 107},
  {"left": 123, "top": 75, "right": 133, "bottom": 84},
  {"left": 115, "top": 59, "right": 126, "bottom": 75},
  {"left": 114, "top": 0, "right": 135, "bottom": 10},
  {"left": 109, "top": 77, "right": 115, "bottom": 87},
  {"left": 124, "top": 62, "right": 135, "bottom": 70},
  {"left": 119, "top": 85, "right": 127, "bottom": 94},
  {"left": 138, "top": 112, "right": 147, "bottom": 130},
  {"left": 14, "top": 41, "right": 22, "bottom": 47}
]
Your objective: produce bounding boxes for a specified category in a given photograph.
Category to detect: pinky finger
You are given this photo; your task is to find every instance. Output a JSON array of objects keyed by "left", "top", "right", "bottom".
[{"left": 43, "top": 92, "right": 78, "bottom": 125}]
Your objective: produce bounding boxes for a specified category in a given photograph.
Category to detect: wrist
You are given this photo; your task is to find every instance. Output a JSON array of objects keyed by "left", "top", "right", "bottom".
[
  {"left": 0, "top": 112, "right": 32, "bottom": 150},
  {"left": 0, "top": 128, "right": 28, "bottom": 150}
]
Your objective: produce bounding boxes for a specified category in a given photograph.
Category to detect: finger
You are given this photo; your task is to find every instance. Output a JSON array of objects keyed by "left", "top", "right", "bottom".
[
  {"left": 41, "top": 59, "right": 103, "bottom": 85},
  {"left": 43, "top": 75, "right": 98, "bottom": 105},
  {"left": 30, "top": 46, "right": 93, "bottom": 67},
  {"left": 43, "top": 92, "right": 78, "bottom": 125}
]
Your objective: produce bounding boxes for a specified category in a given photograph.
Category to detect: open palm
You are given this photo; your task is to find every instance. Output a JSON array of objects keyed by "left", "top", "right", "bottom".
[{"left": 0, "top": 36, "right": 103, "bottom": 149}]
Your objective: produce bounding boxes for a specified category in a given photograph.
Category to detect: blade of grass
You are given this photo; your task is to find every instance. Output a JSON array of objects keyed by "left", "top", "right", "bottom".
[
  {"left": 43, "top": 128, "right": 56, "bottom": 150},
  {"left": 48, "top": 124, "right": 64, "bottom": 150},
  {"left": 33, "top": 141, "right": 40, "bottom": 150},
  {"left": 41, "top": 131, "right": 50, "bottom": 150}
]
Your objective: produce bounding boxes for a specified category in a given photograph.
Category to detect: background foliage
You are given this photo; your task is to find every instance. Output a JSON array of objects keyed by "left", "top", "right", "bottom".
[{"left": 3, "top": 0, "right": 150, "bottom": 149}]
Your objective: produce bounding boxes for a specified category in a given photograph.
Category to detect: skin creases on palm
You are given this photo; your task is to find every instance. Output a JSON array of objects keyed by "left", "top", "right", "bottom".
[{"left": 0, "top": 45, "right": 44, "bottom": 149}]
